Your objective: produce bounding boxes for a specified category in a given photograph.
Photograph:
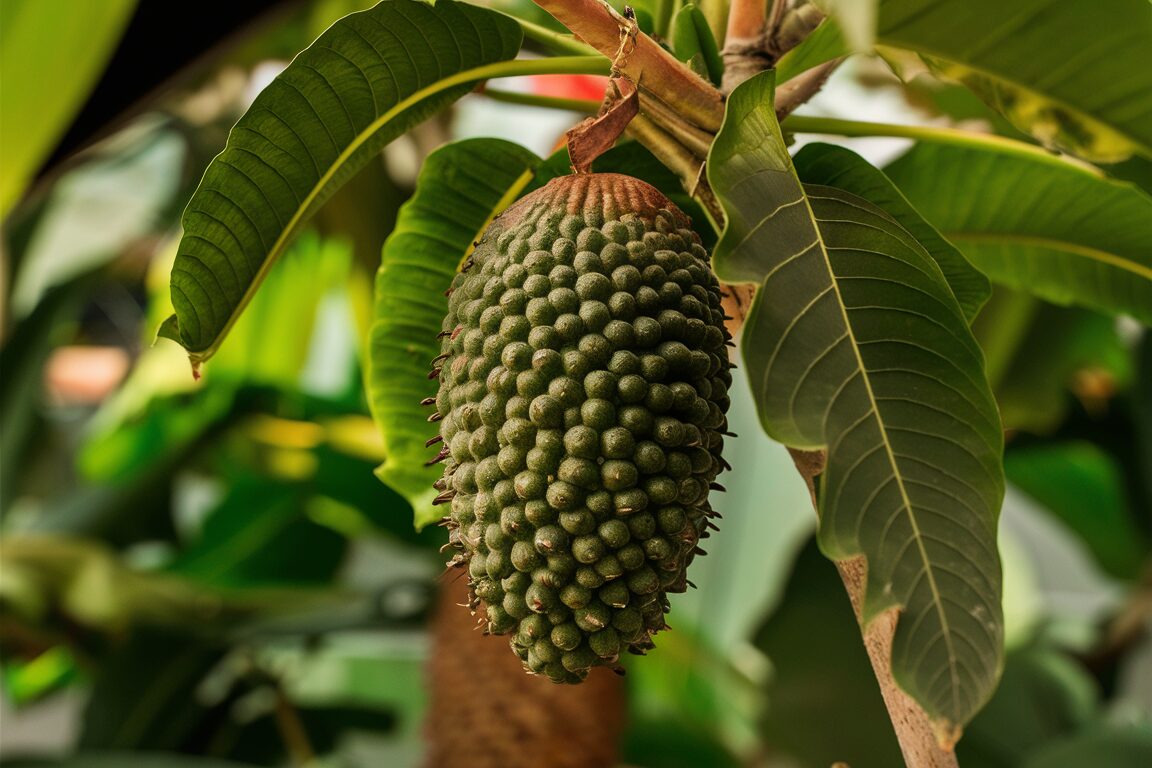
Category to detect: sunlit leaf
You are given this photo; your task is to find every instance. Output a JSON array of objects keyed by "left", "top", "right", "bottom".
[
  {"left": 884, "top": 142, "right": 1152, "bottom": 325},
  {"left": 709, "top": 71, "right": 1004, "bottom": 735},
  {"left": 792, "top": 142, "right": 989, "bottom": 322},
  {"left": 368, "top": 138, "right": 541, "bottom": 529},
  {"left": 877, "top": 0, "right": 1152, "bottom": 161}
]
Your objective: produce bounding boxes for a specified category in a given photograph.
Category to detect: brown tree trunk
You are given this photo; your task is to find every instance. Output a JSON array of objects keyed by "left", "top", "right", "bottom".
[{"left": 424, "top": 574, "right": 626, "bottom": 768}]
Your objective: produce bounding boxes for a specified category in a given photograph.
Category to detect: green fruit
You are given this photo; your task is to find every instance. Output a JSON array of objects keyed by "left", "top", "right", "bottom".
[{"left": 432, "top": 173, "right": 730, "bottom": 682}]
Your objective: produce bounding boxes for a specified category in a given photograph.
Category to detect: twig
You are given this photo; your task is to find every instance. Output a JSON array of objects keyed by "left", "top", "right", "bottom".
[
  {"left": 532, "top": 0, "right": 725, "bottom": 133},
  {"left": 721, "top": 0, "right": 772, "bottom": 92},
  {"left": 774, "top": 57, "right": 844, "bottom": 119}
]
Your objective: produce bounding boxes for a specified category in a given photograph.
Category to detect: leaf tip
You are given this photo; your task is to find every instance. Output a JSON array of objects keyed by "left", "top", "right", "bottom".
[{"left": 933, "top": 719, "right": 962, "bottom": 752}]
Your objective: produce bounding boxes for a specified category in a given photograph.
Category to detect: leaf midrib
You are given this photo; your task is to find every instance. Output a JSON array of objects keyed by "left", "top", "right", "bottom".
[
  {"left": 945, "top": 231, "right": 1152, "bottom": 280},
  {"left": 880, "top": 34, "right": 1148, "bottom": 155},
  {"left": 181, "top": 55, "right": 606, "bottom": 364},
  {"left": 806, "top": 190, "right": 962, "bottom": 716}
]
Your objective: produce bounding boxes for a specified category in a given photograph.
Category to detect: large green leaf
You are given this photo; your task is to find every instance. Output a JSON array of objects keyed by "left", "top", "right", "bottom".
[
  {"left": 792, "top": 142, "right": 989, "bottom": 322},
  {"left": 709, "top": 71, "right": 1005, "bottom": 735},
  {"left": 883, "top": 142, "right": 1152, "bottom": 325},
  {"left": 876, "top": 0, "right": 1152, "bottom": 161},
  {"left": 0, "top": 0, "right": 137, "bottom": 216},
  {"left": 368, "top": 138, "right": 541, "bottom": 529},
  {"left": 161, "top": 0, "right": 602, "bottom": 369}
]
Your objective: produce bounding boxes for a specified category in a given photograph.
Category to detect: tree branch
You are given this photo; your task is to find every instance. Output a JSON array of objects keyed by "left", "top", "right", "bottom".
[
  {"left": 786, "top": 449, "right": 961, "bottom": 768},
  {"left": 532, "top": 0, "right": 725, "bottom": 133}
]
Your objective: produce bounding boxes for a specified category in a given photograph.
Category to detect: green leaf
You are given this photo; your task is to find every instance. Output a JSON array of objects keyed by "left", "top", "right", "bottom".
[
  {"left": 709, "top": 71, "right": 1005, "bottom": 734},
  {"left": 166, "top": 479, "right": 346, "bottom": 587},
  {"left": 775, "top": 18, "right": 848, "bottom": 83},
  {"left": 1022, "top": 727, "right": 1152, "bottom": 768},
  {"left": 876, "top": 0, "right": 1152, "bottom": 161},
  {"left": 974, "top": 294, "right": 1134, "bottom": 434},
  {"left": 883, "top": 142, "right": 1152, "bottom": 325},
  {"left": 792, "top": 142, "right": 990, "bottom": 322},
  {"left": 0, "top": 0, "right": 137, "bottom": 216},
  {"left": 958, "top": 646, "right": 1100, "bottom": 766},
  {"left": 671, "top": 4, "right": 723, "bottom": 85},
  {"left": 1005, "top": 442, "right": 1146, "bottom": 579},
  {"left": 161, "top": 0, "right": 571, "bottom": 368},
  {"left": 368, "top": 138, "right": 541, "bottom": 529}
]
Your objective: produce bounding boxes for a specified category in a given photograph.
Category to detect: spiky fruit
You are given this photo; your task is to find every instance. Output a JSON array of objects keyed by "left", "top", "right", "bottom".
[{"left": 430, "top": 173, "right": 731, "bottom": 682}]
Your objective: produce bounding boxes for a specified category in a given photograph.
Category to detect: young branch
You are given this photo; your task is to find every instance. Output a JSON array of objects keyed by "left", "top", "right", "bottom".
[
  {"left": 531, "top": 0, "right": 725, "bottom": 133},
  {"left": 722, "top": 0, "right": 772, "bottom": 92}
]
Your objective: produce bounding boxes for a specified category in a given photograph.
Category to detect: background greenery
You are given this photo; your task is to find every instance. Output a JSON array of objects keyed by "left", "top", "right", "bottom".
[{"left": 2, "top": 1, "right": 1149, "bottom": 766}]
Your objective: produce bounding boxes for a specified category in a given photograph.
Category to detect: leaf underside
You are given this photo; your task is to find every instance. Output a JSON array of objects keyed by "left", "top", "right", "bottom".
[
  {"left": 163, "top": 0, "right": 521, "bottom": 365},
  {"left": 877, "top": 0, "right": 1152, "bottom": 162},
  {"left": 884, "top": 143, "right": 1152, "bottom": 326},
  {"left": 792, "top": 142, "right": 989, "bottom": 322},
  {"left": 709, "top": 72, "right": 1004, "bottom": 732},
  {"left": 368, "top": 139, "right": 540, "bottom": 529}
]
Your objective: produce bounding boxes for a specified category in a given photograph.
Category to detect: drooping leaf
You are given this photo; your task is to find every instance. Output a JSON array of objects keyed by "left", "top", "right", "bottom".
[
  {"left": 792, "top": 142, "right": 989, "bottom": 321},
  {"left": 0, "top": 0, "right": 137, "bottom": 216},
  {"left": 709, "top": 71, "right": 1005, "bottom": 735},
  {"left": 876, "top": 0, "right": 1152, "bottom": 161},
  {"left": 368, "top": 138, "right": 541, "bottom": 529},
  {"left": 884, "top": 142, "right": 1152, "bottom": 325},
  {"left": 160, "top": 0, "right": 566, "bottom": 368}
]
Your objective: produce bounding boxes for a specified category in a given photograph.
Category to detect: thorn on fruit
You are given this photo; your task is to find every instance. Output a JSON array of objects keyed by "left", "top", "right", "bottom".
[
  {"left": 425, "top": 434, "right": 444, "bottom": 447},
  {"left": 425, "top": 447, "right": 450, "bottom": 466}
]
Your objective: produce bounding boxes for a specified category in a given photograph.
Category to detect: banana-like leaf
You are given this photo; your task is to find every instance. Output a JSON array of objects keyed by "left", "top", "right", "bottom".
[
  {"left": 883, "top": 142, "right": 1152, "bottom": 325},
  {"left": 368, "top": 139, "right": 541, "bottom": 529},
  {"left": 160, "top": 0, "right": 578, "bottom": 370},
  {"left": 709, "top": 72, "right": 1004, "bottom": 736},
  {"left": 877, "top": 0, "right": 1152, "bottom": 161},
  {"left": 792, "top": 142, "right": 989, "bottom": 322}
]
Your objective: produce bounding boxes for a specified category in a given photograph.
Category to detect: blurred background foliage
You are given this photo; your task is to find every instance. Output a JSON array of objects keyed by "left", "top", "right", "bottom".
[{"left": 1, "top": 1, "right": 1149, "bottom": 766}]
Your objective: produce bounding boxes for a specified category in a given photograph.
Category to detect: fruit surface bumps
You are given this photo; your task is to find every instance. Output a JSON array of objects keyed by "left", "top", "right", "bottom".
[{"left": 431, "top": 173, "right": 731, "bottom": 682}]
